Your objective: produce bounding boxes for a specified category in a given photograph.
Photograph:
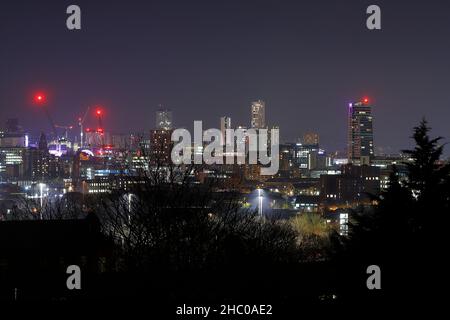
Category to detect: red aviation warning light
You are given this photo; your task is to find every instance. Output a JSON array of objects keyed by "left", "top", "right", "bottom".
[
  {"left": 34, "top": 93, "right": 46, "bottom": 105},
  {"left": 95, "top": 106, "right": 105, "bottom": 118},
  {"left": 363, "top": 97, "right": 369, "bottom": 104},
  {"left": 95, "top": 107, "right": 105, "bottom": 136}
]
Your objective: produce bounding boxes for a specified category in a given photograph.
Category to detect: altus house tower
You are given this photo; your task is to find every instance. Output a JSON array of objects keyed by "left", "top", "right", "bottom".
[{"left": 347, "top": 98, "right": 374, "bottom": 165}]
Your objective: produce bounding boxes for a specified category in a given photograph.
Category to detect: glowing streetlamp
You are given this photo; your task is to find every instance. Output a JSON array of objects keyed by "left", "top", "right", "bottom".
[
  {"left": 126, "top": 193, "right": 135, "bottom": 223},
  {"left": 257, "top": 188, "right": 263, "bottom": 217},
  {"left": 128, "top": 193, "right": 132, "bottom": 213},
  {"left": 39, "top": 183, "right": 47, "bottom": 220}
]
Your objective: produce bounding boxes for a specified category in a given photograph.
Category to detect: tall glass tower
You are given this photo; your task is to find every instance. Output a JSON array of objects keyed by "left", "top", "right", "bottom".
[
  {"left": 347, "top": 98, "right": 374, "bottom": 165},
  {"left": 251, "top": 100, "right": 266, "bottom": 129},
  {"left": 220, "top": 116, "right": 232, "bottom": 145}
]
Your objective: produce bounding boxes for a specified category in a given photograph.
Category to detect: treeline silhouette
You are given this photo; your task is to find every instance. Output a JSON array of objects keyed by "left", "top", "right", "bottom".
[
  {"left": 339, "top": 119, "right": 450, "bottom": 305},
  {"left": 1, "top": 119, "right": 448, "bottom": 308}
]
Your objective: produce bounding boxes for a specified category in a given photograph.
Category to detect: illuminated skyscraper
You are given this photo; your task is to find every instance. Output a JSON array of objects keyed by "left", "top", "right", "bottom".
[
  {"left": 156, "top": 108, "right": 173, "bottom": 130},
  {"left": 347, "top": 98, "right": 374, "bottom": 165},
  {"left": 251, "top": 100, "right": 266, "bottom": 129},
  {"left": 150, "top": 129, "right": 173, "bottom": 165},
  {"left": 220, "top": 116, "right": 232, "bottom": 145},
  {"left": 301, "top": 132, "right": 319, "bottom": 146}
]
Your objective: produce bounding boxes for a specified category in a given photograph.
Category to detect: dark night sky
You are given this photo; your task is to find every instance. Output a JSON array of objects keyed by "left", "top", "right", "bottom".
[{"left": 1, "top": 0, "right": 450, "bottom": 155}]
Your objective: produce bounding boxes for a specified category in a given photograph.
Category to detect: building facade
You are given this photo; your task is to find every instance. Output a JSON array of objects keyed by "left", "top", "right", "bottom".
[
  {"left": 220, "top": 116, "right": 232, "bottom": 145},
  {"left": 347, "top": 99, "right": 374, "bottom": 165},
  {"left": 156, "top": 108, "right": 173, "bottom": 131},
  {"left": 251, "top": 100, "right": 266, "bottom": 129},
  {"left": 150, "top": 129, "right": 173, "bottom": 165}
]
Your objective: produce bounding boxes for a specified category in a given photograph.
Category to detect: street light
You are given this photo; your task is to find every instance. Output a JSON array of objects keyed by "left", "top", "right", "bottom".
[
  {"left": 126, "top": 193, "right": 135, "bottom": 223},
  {"left": 39, "top": 183, "right": 46, "bottom": 220},
  {"left": 257, "top": 188, "right": 263, "bottom": 217}
]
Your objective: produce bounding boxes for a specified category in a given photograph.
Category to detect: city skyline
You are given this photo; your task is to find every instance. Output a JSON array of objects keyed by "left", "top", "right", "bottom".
[
  {"left": 0, "top": 1, "right": 447, "bottom": 307},
  {"left": 2, "top": 1, "right": 450, "bottom": 156},
  {"left": 2, "top": 95, "right": 446, "bottom": 160},
  {"left": 0, "top": 95, "right": 447, "bottom": 159}
]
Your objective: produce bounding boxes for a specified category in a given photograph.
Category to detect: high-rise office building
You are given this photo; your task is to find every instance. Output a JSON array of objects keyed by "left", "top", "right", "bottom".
[
  {"left": 301, "top": 132, "right": 319, "bottom": 146},
  {"left": 156, "top": 108, "right": 173, "bottom": 130},
  {"left": 0, "top": 147, "right": 25, "bottom": 179},
  {"left": 150, "top": 129, "right": 173, "bottom": 165},
  {"left": 0, "top": 119, "right": 27, "bottom": 148},
  {"left": 251, "top": 100, "right": 266, "bottom": 129},
  {"left": 220, "top": 116, "right": 232, "bottom": 145},
  {"left": 347, "top": 98, "right": 374, "bottom": 165}
]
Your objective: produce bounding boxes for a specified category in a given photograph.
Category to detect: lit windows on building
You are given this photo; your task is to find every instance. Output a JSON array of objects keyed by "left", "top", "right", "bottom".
[
  {"left": 156, "top": 108, "right": 173, "bottom": 130},
  {"left": 251, "top": 100, "right": 266, "bottom": 129},
  {"left": 339, "top": 213, "right": 349, "bottom": 236},
  {"left": 347, "top": 99, "right": 375, "bottom": 165},
  {"left": 150, "top": 129, "right": 173, "bottom": 165}
]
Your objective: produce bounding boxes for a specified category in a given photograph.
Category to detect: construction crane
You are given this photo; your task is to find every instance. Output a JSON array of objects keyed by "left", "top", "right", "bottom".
[
  {"left": 96, "top": 108, "right": 103, "bottom": 129},
  {"left": 95, "top": 108, "right": 105, "bottom": 148},
  {"left": 34, "top": 93, "right": 58, "bottom": 139},
  {"left": 55, "top": 125, "right": 74, "bottom": 139},
  {"left": 78, "top": 106, "right": 91, "bottom": 148}
]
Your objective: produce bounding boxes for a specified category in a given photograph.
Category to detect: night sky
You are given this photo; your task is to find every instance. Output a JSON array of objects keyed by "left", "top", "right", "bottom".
[{"left": 1, "top": 0, "right": 450, "bottom": 155}]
